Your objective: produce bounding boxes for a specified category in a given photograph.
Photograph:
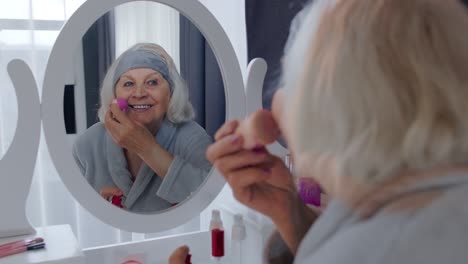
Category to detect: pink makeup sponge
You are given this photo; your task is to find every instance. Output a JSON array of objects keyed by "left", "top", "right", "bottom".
[
  {"left": 116, "top": 98, "right": 128, "bottom": 111},
  {"left": 111, "top": 195, "right": 124, "bottom": 208},
  {"left": 235, "top": 109, "right": 280, "bottom": 149}
]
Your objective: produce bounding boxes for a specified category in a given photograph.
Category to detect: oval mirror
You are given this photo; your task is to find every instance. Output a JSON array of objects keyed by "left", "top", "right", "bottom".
[{"left": 42, "top": 0, "right": 245, "bottom": 233}]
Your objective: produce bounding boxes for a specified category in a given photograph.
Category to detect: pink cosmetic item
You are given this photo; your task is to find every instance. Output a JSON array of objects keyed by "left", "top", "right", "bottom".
[
  {"left": 116, "top": 98, "right": 128, "bottom": 111},
  {"left": 235, "top": 109, "right": 281, "bottom": 149},
  {"left": 0, "top": 241, "right": 45, "bottom": 259},
  {"left": 0, "top": 237, "right": 44, "bottom": 251},
  {"left": 211, "top": 229, "right": 224, "bottom": 258},
  {"left": 298, "top": 178, "right": 322, "bottom": 207},
  {"left": 210, "top": 210, "right": 226, "bottom": 263},
  {"left": 121, "top": 260, "right": 142, "bottom": 264}
]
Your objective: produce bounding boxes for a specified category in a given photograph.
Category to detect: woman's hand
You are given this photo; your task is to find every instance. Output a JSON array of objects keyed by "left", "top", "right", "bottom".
[
  {"left": 105, "top": 102, "right": 156, "bottom": 156},
  {"left": 206, "top": 120, "right": 295, "bottom": 223},
  {"left": 168, "top": 245, "right": 189, "bottom": 264},
  {"left": 99, "top": 186, "right": 122, "bottom": 199},
  {"left": 207, "top": 119, "right": 318, "bottom": 254},
  {"left": 100, "top": 187, "right": 125, "bottom": 208},
  {"left": 105, "top": 101, "right": 174, "bottom": 178}
]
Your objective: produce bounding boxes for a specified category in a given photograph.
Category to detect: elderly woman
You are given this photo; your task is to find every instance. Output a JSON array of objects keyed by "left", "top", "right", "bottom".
[
  {"left": 73, "top": 43, "right": 212, "bottom": 213},
  {"left": 165, "top": 0, "right": 468, "bottom": 263}
]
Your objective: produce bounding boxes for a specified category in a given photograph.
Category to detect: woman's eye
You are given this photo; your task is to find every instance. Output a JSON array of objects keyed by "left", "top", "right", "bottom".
[
  {"left": 123, "top": 81, "right": 134, "bottom": 87},
  {"left": 147, "top": 79, "right": 158, "bottom": 86}
]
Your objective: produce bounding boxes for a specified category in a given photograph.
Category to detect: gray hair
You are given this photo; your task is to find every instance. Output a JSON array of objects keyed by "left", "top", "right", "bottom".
[
  {"left": 97, "top": 43, "right": 194, "bottom": 124},
  {"left": 283, "top": 0, "right": 468, "bottom": 183}
]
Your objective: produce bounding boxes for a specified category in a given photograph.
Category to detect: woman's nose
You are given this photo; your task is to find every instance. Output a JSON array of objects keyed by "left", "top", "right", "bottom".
[{"left": 132, "top": 84, "right": 147, "bottom": 97}]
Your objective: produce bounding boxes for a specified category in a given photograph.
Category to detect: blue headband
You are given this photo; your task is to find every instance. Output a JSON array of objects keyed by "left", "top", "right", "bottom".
[{"left": 113, "top": 49, "right": 174, "bottom": 92}]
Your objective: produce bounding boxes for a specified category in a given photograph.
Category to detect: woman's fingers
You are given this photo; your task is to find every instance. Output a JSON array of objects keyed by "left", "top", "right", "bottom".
[
  {"left": 213, "top": 148, "right": 273, "bottom": 176},
  {"left": 168, "top": 245, "right": 189, "bottom": 264},
  {"left": 99, "top": 187, "right": 123, "bottom": 200},
  {"left": 109, "top": 102, "right": 133, "bottom": 126},
  {"left": 105, "top": 104, "right": 146, "bottom": 148},
  {"left": 104, "top": 110, "right": 123, "bottom": 144},
  {"left": 227, "top": 166, "right": 271, "bottom": 189},
  {"left": 104, "top": 109, "right": 117, "bottom": 129},
  {"left": 214, "top": 120, "right": 239, "bottom": 141},
  {"left": 206, "top": 134, "right": 244, "bottom": 163}
]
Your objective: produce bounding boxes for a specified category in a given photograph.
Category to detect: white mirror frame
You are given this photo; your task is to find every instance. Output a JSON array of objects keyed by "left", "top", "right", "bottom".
[{"left": 41, "top": 0, "right": 246, "bottom": 233}]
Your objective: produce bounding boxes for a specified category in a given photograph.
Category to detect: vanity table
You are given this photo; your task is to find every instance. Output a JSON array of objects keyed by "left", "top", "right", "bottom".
[
  {"left": 0, "top": 0, "right": 287, "bottom": 263},
  {"left": 0, "top": 225, "right": 84, "bottom": 264}
]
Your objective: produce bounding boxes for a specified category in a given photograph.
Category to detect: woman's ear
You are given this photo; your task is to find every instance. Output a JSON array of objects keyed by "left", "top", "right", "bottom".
[
  {"left": 295, "top": 152, "right": 338, "bottom": 195},
  {"left": 271, "top": 89, "right": 285, "bottom": 127}
]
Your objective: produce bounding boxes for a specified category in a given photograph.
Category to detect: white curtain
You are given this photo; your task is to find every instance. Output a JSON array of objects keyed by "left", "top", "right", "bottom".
[
  {"left": 0, "top": 0, "right": 197, "bottom": 249},
  {"left": 114, "top": 2, "right": 180, "bottom": 69}
]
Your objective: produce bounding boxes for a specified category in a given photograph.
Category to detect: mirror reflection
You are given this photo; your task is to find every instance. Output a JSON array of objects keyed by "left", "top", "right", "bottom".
[{"left": 66, "top": 1, "right": 225, "bottom": 214}]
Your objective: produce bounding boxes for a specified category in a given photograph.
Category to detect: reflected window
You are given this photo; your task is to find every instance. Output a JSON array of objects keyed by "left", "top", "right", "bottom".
[{"left": 0, "top": 0, "right": 85, "bottom": 158}]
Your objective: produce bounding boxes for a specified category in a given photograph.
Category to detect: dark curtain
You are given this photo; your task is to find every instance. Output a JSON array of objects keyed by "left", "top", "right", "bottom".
[
  {"left": 179, "top": 16, "right": 225, "bottom": 137},
  {"left": 246, "top": 0, "right": 309, "bottom": 110},
  {"left": 82, "top": 12, "right": 115, "bottom": 128}
]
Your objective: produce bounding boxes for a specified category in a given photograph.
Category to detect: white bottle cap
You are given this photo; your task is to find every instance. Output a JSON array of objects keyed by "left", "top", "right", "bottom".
[
  {"left": 210, "top": 209, "right": 223, "bottom": 230},
  {"left": 231, "top": 214, "right": 246, "bottom": 241}
]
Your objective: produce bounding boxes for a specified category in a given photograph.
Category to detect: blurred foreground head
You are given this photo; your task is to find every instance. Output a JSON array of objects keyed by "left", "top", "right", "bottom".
[{"left": 282, "top": 0, "right": 468, "bottom": 185}]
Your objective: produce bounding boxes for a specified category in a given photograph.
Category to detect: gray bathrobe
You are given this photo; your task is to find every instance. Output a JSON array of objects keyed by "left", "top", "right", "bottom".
[
  {"left": 72, "top": 120, "right": 213, "bottom": 213},
  {"left": 264, "top": 174, "right": 468, "bottom": 264}
]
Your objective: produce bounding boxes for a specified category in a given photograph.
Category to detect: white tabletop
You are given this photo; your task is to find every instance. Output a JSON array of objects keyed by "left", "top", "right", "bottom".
[{"left": 0, "top": 225, "right": 84, "bottom": 264}]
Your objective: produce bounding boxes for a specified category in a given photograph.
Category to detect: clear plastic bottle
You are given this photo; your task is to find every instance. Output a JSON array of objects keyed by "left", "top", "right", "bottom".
[
  {"left": 230, "top": 214, "right": 246, "bottom": 264},
  {"left": 210, "top": 209, "right": 223, "bottom": 231}
]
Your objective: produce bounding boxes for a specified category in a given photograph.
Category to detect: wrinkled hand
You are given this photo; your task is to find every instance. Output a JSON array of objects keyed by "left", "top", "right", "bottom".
[
  {"left": 206, "top": 120, "right": 297, "bottom": 223},
  {"left": 100, "top": 186, "right": 125, "bottom": 208},
  {"left": 105, "top": 102, "right": 156, "bottom": 155},
  {"left": 99, "top": 186, "right": 123, "bottom": 201},
  {"left": 168, "top": 245, "right": 189, "bottom": 264}
]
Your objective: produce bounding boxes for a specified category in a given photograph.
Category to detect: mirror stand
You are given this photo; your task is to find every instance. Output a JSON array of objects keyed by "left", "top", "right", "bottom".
[
  {"left": 0, "top": 60, "right": 40, "bottom": 239},
  {"left": 0, "top": 60, "right": 85, "bottom": 263},
  {"left": 245, "top": 58, "right": 288, "bottom": 157}
]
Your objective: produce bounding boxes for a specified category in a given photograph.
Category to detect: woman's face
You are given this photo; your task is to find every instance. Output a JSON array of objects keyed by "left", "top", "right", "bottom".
[{"left": 115, "top": 68, "right": 171, "bottom": 132}]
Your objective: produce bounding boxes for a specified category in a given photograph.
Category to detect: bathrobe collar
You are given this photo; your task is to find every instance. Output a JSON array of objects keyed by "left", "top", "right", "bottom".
[{"left": 105, "top": 119, "right": 177, "bottom": 209}]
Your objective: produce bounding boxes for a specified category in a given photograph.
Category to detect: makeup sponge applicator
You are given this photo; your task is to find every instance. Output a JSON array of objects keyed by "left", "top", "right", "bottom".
[
  {"left": 116, "top": 98, "right": 128, "bottom": 111},
  {"left": 235, "top": 109, "right": 281, "bottom": 149}
]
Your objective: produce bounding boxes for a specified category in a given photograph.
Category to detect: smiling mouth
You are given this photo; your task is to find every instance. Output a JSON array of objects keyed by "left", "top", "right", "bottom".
[{"left": 128, "top": 104, "right": 153, "bottom": 110}]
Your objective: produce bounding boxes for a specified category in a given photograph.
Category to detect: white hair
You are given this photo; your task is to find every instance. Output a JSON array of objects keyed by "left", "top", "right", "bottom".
[
  {"left": 97, "top": 43, "right": 194, "bottom": 123},
  {"left": 284, "top": 0, "right": 468, "bottom": 183}
]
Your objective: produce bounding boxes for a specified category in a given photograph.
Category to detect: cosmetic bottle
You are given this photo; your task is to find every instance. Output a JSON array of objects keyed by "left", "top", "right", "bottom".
[
  {"left": 210, "top": 210, "right": 225, "bottom": 263},
  {"left": 231, "top": 214, "right": 246, "bottom": 264},
  {"left": 185, "top": 253, "right": 192, "bottom": 264}
]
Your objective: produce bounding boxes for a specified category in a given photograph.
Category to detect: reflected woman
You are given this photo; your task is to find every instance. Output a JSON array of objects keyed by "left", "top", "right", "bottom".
[{"left": 72, "top": 43, "right": 213, "bottom": 213}]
